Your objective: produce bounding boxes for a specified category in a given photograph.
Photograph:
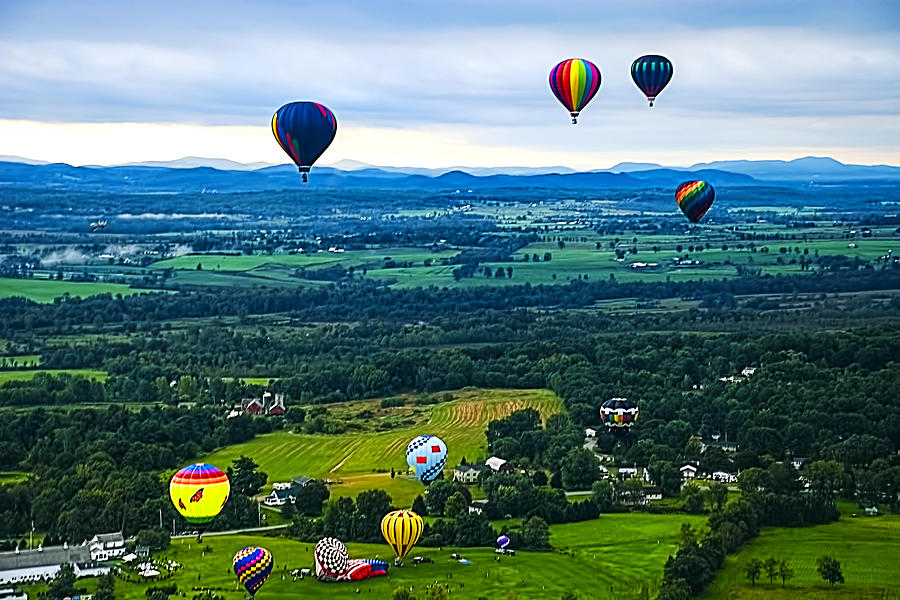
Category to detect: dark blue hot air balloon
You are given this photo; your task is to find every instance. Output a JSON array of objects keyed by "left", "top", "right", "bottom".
[
  {"left": 631, "top": 55, "right": 673, "bottom": 107},
  {"left": 272, "top": 102, "right": 337, "bottom": 182}
]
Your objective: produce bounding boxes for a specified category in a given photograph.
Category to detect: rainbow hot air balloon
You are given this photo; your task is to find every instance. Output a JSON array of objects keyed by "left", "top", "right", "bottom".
[
  {"left": 549, "top": 58, "right": 601, "bottom": 124},
  {"left": 381, "top": 509, "right": 424, "bottom": 560},
  {"left": 233, "top": 547, "right": 273, "bottom": 597},
  {"left": 169, "top": 463, "right": 230, "bottom": 531},
  {"left": 599, "top": 397, "right": 639, "bottom": 435},
  {"left": 272, "top": 101, "right": 337, "bottom": 182},
  {"left": 406, "top": 435, "right": 447, "bottom": 485},
  {"left": 675, "top": 180, "right": 715, "bottom": 223},
  {"left": 631, "top": 55, "right": 673, "bottom": 107}
]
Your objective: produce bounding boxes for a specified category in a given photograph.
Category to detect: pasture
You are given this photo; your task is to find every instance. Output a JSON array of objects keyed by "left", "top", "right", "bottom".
[
  {"left": 0, "top": 277, "right": 150, "bottom": 303},
  {"left": 701, "top": 511, "right": 900, "bottom": 599},
  {"left": 49, "top": 513, "right": 705, "bottom": 600},
  {"left": 0, "top": 368, "right": 108, "bottom": 384},
  {"left": 201, "top": 389, "right": 563, "bottom": 507}
]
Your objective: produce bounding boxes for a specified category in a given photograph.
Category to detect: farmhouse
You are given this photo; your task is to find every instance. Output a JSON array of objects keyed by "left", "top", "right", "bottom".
[
  {"left": 710, "top": 471, "right": 738, "bottom": 483},
  {"left": 453, "top": 464, "right": 487, "bottom": 484},
  {"left": 584, "top": 428, "right": 597, "bottom": 438},
  {"left": 263, "top": 475, "right": 315, "bottom": 506},
  {"left": 468, "top": 500, "right": 488, "bottom": 514},
  {"left": 644, "top": 486, "right": 663, "bottom": 502},
  {"left": 0, "top": 543, "right": 110, "bottom": 585},
  {"left": 241, "top": 392, "right": 286, "bottom": 416},
  {"left": 87, "top": 532, "right": 126, "bottom": 561},
  {"left": 680, "top": 464, "right": 698, "bottom": 480},
  {"left": 485, "top": 457, "right": 512, "bottom": 473}
]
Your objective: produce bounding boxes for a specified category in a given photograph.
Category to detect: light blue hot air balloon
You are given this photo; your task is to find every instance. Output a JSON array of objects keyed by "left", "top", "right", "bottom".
[{"left": 406, "top": 435, "right": 447, "bottom": 485}]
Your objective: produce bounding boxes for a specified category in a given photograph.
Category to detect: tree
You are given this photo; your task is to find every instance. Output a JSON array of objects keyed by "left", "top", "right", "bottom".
[
  {"left": 521, "top": 516, "right": 549, "bottom": 549},
  {"left": 48, "top": 563, "right": 76, "bottom": 599},
  {"left": 705, "top": 482, "right": 728, "bottom": 512},
  {"left": 763, "top": 557, "right": 778, "bottom": 583},
  {"left": 411, "top": 495, "right": 427, "bottom": 516},
  {"left": 426, "top": 584, "right": 448, "bottom": 600},
  {"left": 444, "top": 492, "right": 467, "bottom": 520},
  {"left": 393, "top": 587, "right": 417, "bottom": 600},
  {"left": 591, "top": 479, "right": 616, "bottom": 512},
  {"left": 648, "top": 460, "right": 682, "bottom": 496},
  {"left": 95, "top": 572, "right": 115, "bottom": 600},
  {"left": 656, "top": 578, "right": 691, "bottom": 600},
  {"left": 678, "top": 523, "right": 698, "bottom": 548},
  {"left": 227, "top": 456, "right": 268, "bottom": 496},
  {"left": 777, "top": 559, "right": 794, "bottom": 586},
  {"left": 682, "top": 483, "right": 705, "bottom": 514},
  {"left": 560, "top": 448, "right": 601, "bottom": 490},
  {"left": 745, "top": 558, "right": 763, "bottom": 586},
  {"left": 817, "top": 555, "right": 844, "bottom": 586},
  {"left": 135, "top": 528, "right": 170, "bottom": 551},
  {"left": 294, "top": 480, "right": 330, "bottom": 516},
  {"left": 424, "top": 480, "right": 460, "bottom": 516}
]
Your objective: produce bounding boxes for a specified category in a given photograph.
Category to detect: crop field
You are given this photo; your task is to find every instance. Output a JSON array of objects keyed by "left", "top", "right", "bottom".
[
  {"left": 38, "top": 513, "right": 705, "bottom": 600},
  {"left": 0, "top": 277, "right": 152, "bottom": 303},
  {"left": 0, "top": 368, "right": 108, "bottom": 384},
  {"left": 201, "top": 389, "right": 563, "bottom": 506},
  {"left": 152, "top": 248, "right": 460, "bottom": 271},
  {"left": 701, "top": 510, "right": 900, "bottom": 599}
]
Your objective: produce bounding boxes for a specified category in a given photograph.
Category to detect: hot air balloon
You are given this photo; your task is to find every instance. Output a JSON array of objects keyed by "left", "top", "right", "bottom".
[
  {"left": 675, "top": 181, "right": 715, "bottom": 223},
  {"left": 549, "top": 58, "right": 602, "bottom": 124},
  {"left": 497, "top": 535, "right": 510, "bottom": 550},
  {"left": 381, "top": 509, "right": 423, "bottom": 560},
  {"left": 406, "top": 435, "right": 447, "bottom": 485},
  {"left": 272, "top": 102, "right": 337, "bottom": 183},
  {"left": 315, "top": 537, "right": 350, "bottom": 581},
  {"left": 599, "top": 398, "right": 639, "bottom": 434},
  {"left": 631, "top": 55, "right": 673, "bottom": 107},
  {"left": 233, "top": 547, "right": 273, "bottom": 598},
  {"left": 169, "top": 463, "right": 230, "bottom": 538}
]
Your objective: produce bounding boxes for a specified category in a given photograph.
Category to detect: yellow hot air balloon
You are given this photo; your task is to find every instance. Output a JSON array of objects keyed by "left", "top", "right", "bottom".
[
  {"left": 169, "top": 463, "right": 230, "bottom": 526},
  {"left": 381, "top": 509, "right": 423, "bottom": 559}
]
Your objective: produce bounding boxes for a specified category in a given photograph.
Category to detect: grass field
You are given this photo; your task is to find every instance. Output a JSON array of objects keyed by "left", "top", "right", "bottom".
[
  {"left": 0, "top": 471, "right": 28, "bottom": 485},
  {"left": 701, "top": 509, "right": 900, "bottom": 599},
  {"left": 0, "top": 368, "right": 108, "bottom": 384},
  {"left": 37, "top": 513, "right": 705, "bottom": 600},
  {"left": 0, "top": 277, "right": 151, "bottom": 303},
  {"left": 201, "top": 389, "right": 563, "bottom": 507}
]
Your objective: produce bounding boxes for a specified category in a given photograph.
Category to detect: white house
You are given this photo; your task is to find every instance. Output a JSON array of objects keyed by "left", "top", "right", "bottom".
[
  {"left": 485, "top": 457, "right": 511, "bottom": 473},
  {"left": 710, "top": 471, "right": 738, "bottom": 483},
  {"left": 680, "top": 464, "right": 698, "bottom": 480},
  {"left": 584, "top": 428, "right": 597, "bottom": 438},
  {"left": 87, "top": 533, "right": 125, "bottom": 561},
  {"left": 865, "top": 507, "right": 878, "bottom": 516},
  {"left": 741, "top": 367, "right": 757, "bottom": 377},
  {"left": 0, "top": 544, "right": 110, "bottom": 586},
  {"left": 618, "top": 467, "right": 638, "bottom": 479},
  {"left": 453, "top": 464, "right": 486, "bottom": 484},
  {"left": 790, "top": 457, "right": 809, "bottom": 471},
  {"left": 263, "top": 488, "right": 297, "bottom": 507},
  {"left": 644, "top": 487, "right": 663, "bottom": 502},
  {"left": 468, "top": 500, "right": 488, "bottom": 514},
  {"left": 0, "top": 589, "right": 27, "bottom": 600}
]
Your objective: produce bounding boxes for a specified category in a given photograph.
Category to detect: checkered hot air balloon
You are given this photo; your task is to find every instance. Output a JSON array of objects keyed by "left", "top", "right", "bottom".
[
  {"left": 232, "top": 547, "right": 273, "bottom": 597},
  {"left": 599, "top": 397, "right": 639, "bottom": 435},
  {"left": 315, "top": 537, "right": 350, "bottom": 581},
  {"left": 406, "top": 435, "right": 448, "bottom": 485}
]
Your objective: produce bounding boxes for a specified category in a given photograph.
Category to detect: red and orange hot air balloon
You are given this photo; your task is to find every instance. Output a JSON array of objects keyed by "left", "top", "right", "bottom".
[{"left": 549, "top": 58, "right": 602, "bottom": 124}]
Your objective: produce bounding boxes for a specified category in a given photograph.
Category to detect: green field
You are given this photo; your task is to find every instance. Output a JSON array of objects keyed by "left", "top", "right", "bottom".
[
  {"left": 202, "top": 389, "right": 562, "bottom": 507},
  {"left": 0, "top": 277, "right": 152, "bottom": 303},
  {"left": 701, "top": 510, "right": 900, "bottom": 599},
  {"left": 152, "top": 248, "right": 459, "bottom": 271},
  {"left": 0, "top": 471, "right": 28, "bottom": 485},
  {"left": 0, "top": 368, "right": 108, "bottom": 384},
  {"left": 39, "top": 513, "right": 704, "bottom": 600}
]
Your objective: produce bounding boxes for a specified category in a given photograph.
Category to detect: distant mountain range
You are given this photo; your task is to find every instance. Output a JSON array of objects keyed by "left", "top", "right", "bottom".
[{"left": 0, "top": 155, "right": 896, "bottom": 194}]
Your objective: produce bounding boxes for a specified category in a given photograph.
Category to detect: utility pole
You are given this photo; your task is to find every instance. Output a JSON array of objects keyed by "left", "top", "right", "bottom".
[{"left": 159, "top": 508, "right": 163, "bottom": 529}]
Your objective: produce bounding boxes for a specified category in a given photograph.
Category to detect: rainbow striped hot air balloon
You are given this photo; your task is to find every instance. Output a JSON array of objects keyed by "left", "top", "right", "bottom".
[
  {"left": 272, "top": 101, "right": 337, "bottom": 183},
  {"left": 675, "top": 180, "right": 716, "bottom": 223},
  {"left": 169, "top": 463, "right": 230, "bottom": 527},
  {"left": 549, "top": 58, "right": 602, "bottom": 124},
  {"left": 233, "top": 547, "right": 273, "bottom": 597},
  {"left": 599, "top": 398, "right": 639, "bottom": 435},
  {"left": 381, "top": 509, "right": 424, "bottom": 559}
]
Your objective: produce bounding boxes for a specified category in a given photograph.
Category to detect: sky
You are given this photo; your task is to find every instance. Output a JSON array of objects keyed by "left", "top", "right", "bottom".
[{"left": 0, "top": 0, "right": 898, "bottom": 169}]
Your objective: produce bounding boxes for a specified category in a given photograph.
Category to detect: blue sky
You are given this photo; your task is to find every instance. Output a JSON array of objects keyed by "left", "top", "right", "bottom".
[{"left": 0, "top": 0, "right": 898, "bottom": 167}]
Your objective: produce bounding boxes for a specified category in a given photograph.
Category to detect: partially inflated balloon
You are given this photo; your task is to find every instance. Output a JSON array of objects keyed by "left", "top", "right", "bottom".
[
  {"left": 406, "top": 435, "right": 447, "bottom": 485},
  {"left": 381, "top": 510, "right": 423, "bottom": 559},
  {"left": 675, "top": 181, "right": 715, "bottom": 223},
  {"left": 315, "top": 537, "right": 350, "bottom": 580},
  {"left": 600, "top": 397, "right": 639, "bottom": 434},
  {"left": 631, "top": 55, "right": 673, "bottom": 107},
  {"left": 233, "top": 547, "right": 273, "bottom": 597},
  {"left": 549, "top": 59, "right": 601, "bottom": 124},
  {"left": 272, "top": 102, "right": 337, "bottom": 182},
  {"left": 169, "top": 463, "right": 230, "bottom": 525}
]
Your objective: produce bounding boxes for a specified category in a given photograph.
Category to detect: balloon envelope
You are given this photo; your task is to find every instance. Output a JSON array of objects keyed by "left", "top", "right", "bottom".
[
  {"left": 272, "top": 101, "right": 337, "bottom": 181},
  {"left": 406, "top": 435, "right": 448, "bottom": 484},
  {"left": 381, "top": 509, "right": 424, "bottom": 558},
  {"left": 497, "top": 535, "right": 510, "bottom": 549},
  {"left": 549, "top": 58, "right": 601, "bottom": 123},
  {"left": 631, "top": 55, "right": 673, "bottom": 106},
  {"left": 233, "top": 547, "right": 273, "bottom": 596},
  {"left": 599, "top": 398, "right": 639, "bottom": 431},
  {"left": 675, "top": 180, "right": 715, "bottom": 223},
  {"left": 315, "top": 537, "right": 350, "bottom": 579},
  {"left": 169, "top": 463, "right": 230, "bottom": 525}
]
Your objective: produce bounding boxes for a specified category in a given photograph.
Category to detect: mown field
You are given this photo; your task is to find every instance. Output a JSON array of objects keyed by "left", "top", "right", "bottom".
[
  {"left": 701, "top": 508, "right": 900, "bottom": 599},
  {"left": 0, "top": 368, "right": 108, "bottom": 384},
  {"left": 0, "top": 277, "right": 151, "bottom": 303},
  {"left": 39, "top": 513, "right": 705, "bottom": 600},
  {"left": 201, "top": 389, "right": 563, "bottom": 507}
]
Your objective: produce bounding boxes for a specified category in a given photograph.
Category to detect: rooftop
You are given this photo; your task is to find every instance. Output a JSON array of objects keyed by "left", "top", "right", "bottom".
[{"left": 0, "top": 546, "right": 93, "bottom": 571}]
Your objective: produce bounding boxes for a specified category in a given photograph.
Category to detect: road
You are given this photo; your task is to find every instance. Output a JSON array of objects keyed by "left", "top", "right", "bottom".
[{"left": 171, "top": 524, "right": 289, "bottom": 540}]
